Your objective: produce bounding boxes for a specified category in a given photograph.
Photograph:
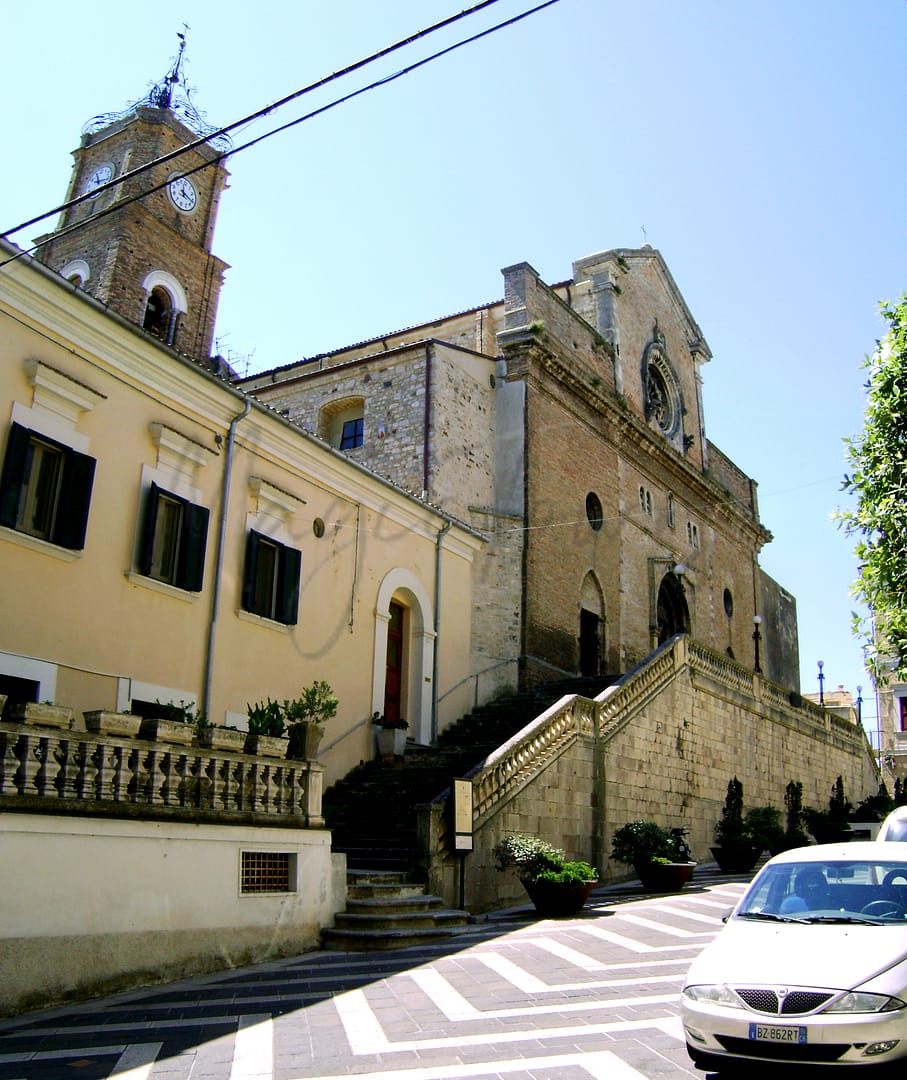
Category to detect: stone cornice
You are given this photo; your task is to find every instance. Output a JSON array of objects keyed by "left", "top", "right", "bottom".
[{"left": 515, "top": 337, "right": 771, "bottom": 548}]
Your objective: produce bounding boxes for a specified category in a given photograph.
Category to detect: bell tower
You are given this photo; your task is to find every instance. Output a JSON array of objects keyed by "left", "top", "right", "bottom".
[{"left": 34, "top": 36, "right": 230, "bottom": 363}]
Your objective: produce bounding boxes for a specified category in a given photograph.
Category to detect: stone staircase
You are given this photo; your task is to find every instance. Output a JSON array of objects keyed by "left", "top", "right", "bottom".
[
  {"left": 322, "top": 677, "right": 614, "bottom": 950},
  {"left": 322, "top": 870, "right": 470, "bottom": 951}
]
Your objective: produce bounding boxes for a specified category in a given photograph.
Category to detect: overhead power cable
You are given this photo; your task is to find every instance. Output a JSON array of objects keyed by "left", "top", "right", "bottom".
[{"left": 1, "top": 0, "right": 562, "bottom": 256}]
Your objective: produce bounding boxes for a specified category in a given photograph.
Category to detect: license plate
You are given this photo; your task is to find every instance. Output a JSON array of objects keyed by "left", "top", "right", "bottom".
[{"left": 748, "top": 1023, "right": 807, "bottom": 1044}]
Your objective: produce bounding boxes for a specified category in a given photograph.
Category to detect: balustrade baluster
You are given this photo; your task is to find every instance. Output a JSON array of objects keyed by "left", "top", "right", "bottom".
[
  {"left": 20, "top": 734, "right": 47, "bottom": 795},
  {"left": 53, "top": 738, "right": 79, "bottom": 799},
  {"left": 72, "top": 741, "right": 93, "bottom": 799},
  {"left": 0, "top": 731, "right": 20, "bottom": 793}
]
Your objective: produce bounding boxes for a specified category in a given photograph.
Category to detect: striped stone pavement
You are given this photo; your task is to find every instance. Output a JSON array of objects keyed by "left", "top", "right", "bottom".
[{"left": 0, "top": 870, "right": 752, "bottom": 1080}]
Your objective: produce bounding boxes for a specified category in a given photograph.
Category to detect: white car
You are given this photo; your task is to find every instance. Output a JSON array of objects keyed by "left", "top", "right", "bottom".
[
  {"left": 682, "top": 842, "right": 907, "bottom": 1071},
  {"left": 879, "top": 807, "right": 907, "bottom": 843}
]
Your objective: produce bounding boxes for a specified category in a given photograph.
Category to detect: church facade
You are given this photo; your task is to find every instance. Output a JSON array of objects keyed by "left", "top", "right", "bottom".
[{"left": 242, "top": 248, "right": 800, "bottom": 706}]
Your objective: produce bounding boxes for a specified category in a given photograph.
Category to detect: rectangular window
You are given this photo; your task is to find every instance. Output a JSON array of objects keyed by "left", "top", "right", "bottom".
[
  {"left": 138, "top": 482, "right": 209, "bottom": 591},
  {"left": 241, "top": 851, "right": 295, "bottom": 893},
  {"left": 340, "top": 417, "right": 364, "bottom": 450},
  {"left": 242, "top": 529, "right": 301, "bottom": 624},
  {"left": 0, "top": 423, "right": 96, "bottom": 550}
]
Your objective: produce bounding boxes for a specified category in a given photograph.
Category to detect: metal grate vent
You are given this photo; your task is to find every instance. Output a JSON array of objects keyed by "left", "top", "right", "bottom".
[{"left": 241, "top": 851, "right": 294, "bottom": 893}]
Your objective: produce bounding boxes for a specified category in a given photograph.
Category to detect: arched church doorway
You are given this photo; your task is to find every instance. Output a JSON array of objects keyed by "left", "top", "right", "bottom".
[
  {"left": 579, "top": 571, "right": 605, "bottom": 676},
  {"left": 656, "top": 571, "right": 690, "bottom": 644}
]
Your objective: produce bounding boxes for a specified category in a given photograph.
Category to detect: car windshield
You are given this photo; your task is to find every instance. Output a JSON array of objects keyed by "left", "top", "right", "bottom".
[{"left": 736, "top": 859, "right": 907, "bottom": 922}]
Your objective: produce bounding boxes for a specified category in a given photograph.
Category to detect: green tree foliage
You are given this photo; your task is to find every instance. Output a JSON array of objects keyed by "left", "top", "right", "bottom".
[{"left": 838, "top": 296, "right": 907, "bottom": 682}]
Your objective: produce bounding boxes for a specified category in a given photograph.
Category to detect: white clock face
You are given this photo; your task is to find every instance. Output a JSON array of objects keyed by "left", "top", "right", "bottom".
[
  {"left": 168, "top": 175, "right": 197, "bottom": 213},
  {"left": 84, "top": 162, "right": 114, "bottom": 198}
]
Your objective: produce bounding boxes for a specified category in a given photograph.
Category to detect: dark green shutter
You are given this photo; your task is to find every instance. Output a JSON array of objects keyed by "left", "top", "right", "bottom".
[
  {"left": 178, "top": 501, "right": 209, "bottom": 592},
  {"left": 53, "top": 449, "right": 96, "bottom": 550},
  {"left": 242, "top": 530, "right": 262, "bottom": 612},
  {"left": 0, "top": 424, "right": 31, "bottom": 529},
  {"left": 278, "top": 544, "right": 302, "bottom": 625},
  {"left": 137, "top": 483, "right": 161, "bottom": 576}
]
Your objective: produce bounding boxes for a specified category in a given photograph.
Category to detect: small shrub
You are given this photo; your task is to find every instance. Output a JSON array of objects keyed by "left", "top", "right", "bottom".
[
  {"left": 247, "top": 698, "right": 285, "bottom": 737},
  {"left": 610, "top": 820, "right": 677, "bottom": 866},
  {"left": 494, "top": 833, "right": 597, "bottom": 883}
]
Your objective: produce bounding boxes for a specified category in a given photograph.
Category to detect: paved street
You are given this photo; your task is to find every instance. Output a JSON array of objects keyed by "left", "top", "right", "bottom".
[{"left": 0, "top": 870, "right": 751, "bottom": 1080}]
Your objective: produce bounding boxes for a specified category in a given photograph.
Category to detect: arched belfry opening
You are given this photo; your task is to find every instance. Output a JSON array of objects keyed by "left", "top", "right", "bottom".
[
  {"left": 143, "top": 286, "right": 175, "bottom": 342},
  {"left": 656, "top": 570, "right": 690, "bottom": 645},
  {"left": 579, "top": 571, "right": 605, "bottom": 676}
]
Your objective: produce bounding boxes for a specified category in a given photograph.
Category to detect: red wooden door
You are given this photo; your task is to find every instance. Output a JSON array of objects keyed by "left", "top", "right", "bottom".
[{"left": 383, "top": 602, "right": 404, "bottom": 725}]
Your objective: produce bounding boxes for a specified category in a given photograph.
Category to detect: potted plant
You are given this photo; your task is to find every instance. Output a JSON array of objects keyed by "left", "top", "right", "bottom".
[
  {"left": 11, "top": 701, "right": 74, "bottom": 730},
  {"left": 284, "top": 680, "right": 337, "bottom": 760},
  {"left": 781, "top": 779, "right": 812, "bottom": 851},
  {"left": 493, "top": 833, "right": 598, "bottom": 916},
  {"left": 83, "top": 709, "right": 142, "bottom": 738},
  {"left": 373, "top": 711, "right": 408, "bottom": 758},
  {"left": 805, "top": 775, "right": 854, "bottom": 843},
  {"left": 745, "top": 805, "right": 787, "bottom": 856},
  {"left": 137, "top": 700, "right": 198, "bottom": 746},
  {"left": 194, "top": 715, "right": 246, "bottom": 753},
  {"left": 610, "top": 820, "right": 696, "bottom": 892},
  {"left": 711, "top": 777, "right": 762, "bottom": 872},
  {"left": 244, "top": 698, "right": 287, "bottom": 757}
]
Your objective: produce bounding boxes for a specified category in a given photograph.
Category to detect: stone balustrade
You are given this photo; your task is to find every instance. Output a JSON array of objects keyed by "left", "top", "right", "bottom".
[{"left": 0, "top": 722, "right": 323, "bottom": 826}]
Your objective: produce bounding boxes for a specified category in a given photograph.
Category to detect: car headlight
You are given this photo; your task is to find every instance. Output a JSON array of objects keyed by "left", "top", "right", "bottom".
[
  {"left": 824, "top": 992, "right": 907, "bottom": 1014},
  {"left": 682, "top": 984, "right": 742, "bottom": 1008}
]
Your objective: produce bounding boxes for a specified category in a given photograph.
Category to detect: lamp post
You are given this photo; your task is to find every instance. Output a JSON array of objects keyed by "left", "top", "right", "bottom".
[
  {"left": 856, "top": 685, "right": 863, "bottom": 725},
  {"left": 817, "top": 660, "right": 825, "bottom": 705},
  {"left": 752, "top": 615, "right": 762, "bottom": 674}
]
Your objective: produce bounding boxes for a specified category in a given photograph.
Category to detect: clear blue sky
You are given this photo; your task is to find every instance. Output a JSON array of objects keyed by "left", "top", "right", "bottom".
[{"left": 3, "top": 1, "right": 905, "bottom": 741}]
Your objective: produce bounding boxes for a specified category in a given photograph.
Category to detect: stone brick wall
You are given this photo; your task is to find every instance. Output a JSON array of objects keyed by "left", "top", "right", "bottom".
[{"left": 427, "top": 638, "right": 879, "bottom": 912}]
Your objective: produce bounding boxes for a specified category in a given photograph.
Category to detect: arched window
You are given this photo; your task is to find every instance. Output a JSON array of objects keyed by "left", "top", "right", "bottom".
[
  {"left": 143, "top": 287, "right": 173, "bottom": 341},
  {"left": 320, "top": 398, "right": 366, "bottom": 451}
]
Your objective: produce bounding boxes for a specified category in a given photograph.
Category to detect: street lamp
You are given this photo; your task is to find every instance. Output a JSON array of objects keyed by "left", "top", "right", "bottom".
[
  {"left": 817, "top": 660, "right": 825, "bottom": 705},
  {"left": 752, "top": 615, "right": 762, "bottom": 673},
  {"left": 856, "top": 685, "right": 863, "bottom": 725}
]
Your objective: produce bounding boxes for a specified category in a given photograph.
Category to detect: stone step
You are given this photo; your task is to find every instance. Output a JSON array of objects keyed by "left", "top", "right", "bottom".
[
  {"left": 322, "top": 922, "right": 471, "bottom": 952},
  {"left": 344, "top": 894, "right": 447, "bottom": 916},
  {"left": 347, "top": 881, "right": 428, "bottom": 900}
]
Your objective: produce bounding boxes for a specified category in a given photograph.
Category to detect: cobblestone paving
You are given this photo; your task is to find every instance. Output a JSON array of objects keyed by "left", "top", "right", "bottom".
[{"left": 0, "top": 873, "right": 751, "bottom": 1080}]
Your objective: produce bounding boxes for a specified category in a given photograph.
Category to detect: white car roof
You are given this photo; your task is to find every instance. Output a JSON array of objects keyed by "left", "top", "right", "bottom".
[{"left": 762, "top": 840, "right": 907, "bottom": 866}]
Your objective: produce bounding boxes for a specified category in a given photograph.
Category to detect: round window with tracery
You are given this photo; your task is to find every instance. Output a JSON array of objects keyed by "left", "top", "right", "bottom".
[{"left": 645, "top": 352, "right": 680, "bottom": 437}]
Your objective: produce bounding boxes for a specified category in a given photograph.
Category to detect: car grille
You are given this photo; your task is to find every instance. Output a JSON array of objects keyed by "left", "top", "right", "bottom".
[
  {"left": 735, "top": 987, "right": 834, "bottom": 1015},
  {"left": 715, "top": 1036, "right": 848, "bottom": 1063}
]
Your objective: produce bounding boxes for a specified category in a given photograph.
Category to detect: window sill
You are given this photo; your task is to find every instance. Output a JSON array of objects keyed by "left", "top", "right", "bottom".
[
  {"left": 236, "top": 608, "right": 292, "bottom": 634},
  {"left": 0, "top": 525, "right": 81, "bottom": 562},
  {"left": 125, "top": 571, "right": 199, "bottom": 603}
]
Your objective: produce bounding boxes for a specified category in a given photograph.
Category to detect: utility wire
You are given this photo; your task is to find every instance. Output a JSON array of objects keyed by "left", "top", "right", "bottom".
[{"left": 1, "top": 0, "right": 561, "bottom": 258}]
